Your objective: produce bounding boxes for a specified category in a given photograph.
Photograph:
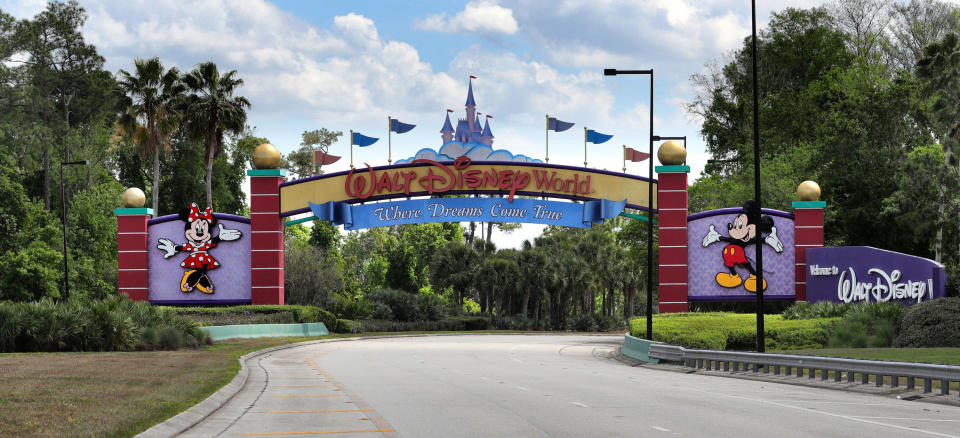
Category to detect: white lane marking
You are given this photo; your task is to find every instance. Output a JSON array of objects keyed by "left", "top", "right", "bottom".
[
  {"left": 517, "top": 386, "right": 529, "bottom": 391},
  {"left": 851, "top": 417, "right": 960, "bottom": 423},
  {"left": 688, "top": 387, "right": 960, "bottom": 438},
  {"left": 571, "top": 401, "right": 588, "bottom": 408},
  {"left": 510, "top": 356, "right": 524, "bottom": 364},
  {"left": 651, "top": 426, "right": 671, "bottom": 432},
  {"left": 770, "top": 401, "right": 890, "bottom": 406}
]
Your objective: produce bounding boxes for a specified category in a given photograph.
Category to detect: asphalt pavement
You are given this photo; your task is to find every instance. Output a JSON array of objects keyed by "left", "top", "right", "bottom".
[{"left": 181, "top": 334, "right": 960, "bottom": 437}]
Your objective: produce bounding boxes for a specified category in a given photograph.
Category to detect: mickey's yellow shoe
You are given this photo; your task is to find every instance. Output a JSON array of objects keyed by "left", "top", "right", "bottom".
[
  {"left": 180, "top": 270, "right": 196, "bottom": 292},
  {"left": 744, "top": 275, "right": 767, "bottom": 293},
  {"left": 715, "top": 272, "right": 742, "bottom": 288}
]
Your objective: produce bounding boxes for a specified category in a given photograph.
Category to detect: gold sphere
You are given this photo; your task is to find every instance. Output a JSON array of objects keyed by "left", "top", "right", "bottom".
[
  {"left": 252, "top": 143, "right": 282, "bottom": 169},
  {"left": 797, "top": 180, "right": 822, "bottom": 201},
  {"left": 121, "top": 187, "right": 146, "bottom": 208},
  {"left": 657, "top": 140, "right": 686, "bottom": 165}
]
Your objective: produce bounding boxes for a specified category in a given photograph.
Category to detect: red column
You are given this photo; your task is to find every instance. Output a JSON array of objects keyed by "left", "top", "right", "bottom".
[
  {"left": 793, "top": 201, "right": 825, "bottom": 301},
  {"left": 656, "top": 166, "right": 689, "bottom": 313},
  {"left": 115, "top": 208, "right": 152, "bottom": 301},
  {"left": 249, "top": 169, "right": 286, "bottom": 305}
]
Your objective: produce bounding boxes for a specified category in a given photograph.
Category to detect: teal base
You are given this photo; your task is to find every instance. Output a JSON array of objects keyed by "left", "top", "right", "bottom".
[
  {"left": 199, "top": 322, "right": 329, "bottom": 341},
  {"left": 621, "top": 333, "right": 662, "bottom": 363}
]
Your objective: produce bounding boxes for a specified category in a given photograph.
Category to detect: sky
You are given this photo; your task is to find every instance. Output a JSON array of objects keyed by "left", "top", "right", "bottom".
[{"left": 5, "top": 0, "right": 841, "bottom": 248}]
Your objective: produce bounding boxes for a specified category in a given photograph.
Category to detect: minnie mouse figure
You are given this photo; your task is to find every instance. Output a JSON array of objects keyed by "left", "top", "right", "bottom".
[
  {"left": 701, "top": 200, "right": 784, "bottom": 293},
  {"left": 156, "top": 203, "right": 242, "bottom": 294}
]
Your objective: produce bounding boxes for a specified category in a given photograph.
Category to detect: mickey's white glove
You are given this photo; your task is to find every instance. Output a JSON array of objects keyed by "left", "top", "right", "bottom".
[
  {"left": 157, "top": 238, "right": 177, "bottom": 259},
  {"left": 765, "top": 226, "right": 784, "bottom": 253},
  {"left": 702, "top": 224, "right": 721, "bottom": 247},
  {"left": 218, "top": 224, "right": 242, "bottom": 241}
]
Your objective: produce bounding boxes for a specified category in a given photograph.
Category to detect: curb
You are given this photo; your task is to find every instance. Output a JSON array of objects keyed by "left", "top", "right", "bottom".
[{"left": 136, "top": 332, "right": 623, "bottom": 437}]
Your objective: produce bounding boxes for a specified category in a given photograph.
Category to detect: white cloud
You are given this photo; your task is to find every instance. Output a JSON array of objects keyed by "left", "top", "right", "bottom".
[{"left": 414, "top": 1, "right": 519, "bottom": 35}]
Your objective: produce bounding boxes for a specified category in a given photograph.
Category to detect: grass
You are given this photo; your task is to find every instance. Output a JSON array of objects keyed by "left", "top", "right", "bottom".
[
  {"left": 0, "top": 336, "right": 326, "bottom": 437},
  {"left": 0, "top": 330, "right": 616, "bottom": 437},
  {"left": 778, "top": 347, "right": 960, "bottom": 366}
]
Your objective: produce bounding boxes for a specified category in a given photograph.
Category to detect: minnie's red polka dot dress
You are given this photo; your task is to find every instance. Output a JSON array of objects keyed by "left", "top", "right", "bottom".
[{"left": 180, "top": 241, "right": 220, "bottom": 269}]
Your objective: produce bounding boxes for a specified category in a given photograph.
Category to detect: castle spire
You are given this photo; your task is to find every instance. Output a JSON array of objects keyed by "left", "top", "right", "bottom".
[
  {"left": 466, "top": 76, "right": 476, "bottom": 106},
  {"left": 480, "top": 116, "right": 494, "bottom": 146},
  {"left": 441, "top": 110, "right": 454, "bottom": 144}
]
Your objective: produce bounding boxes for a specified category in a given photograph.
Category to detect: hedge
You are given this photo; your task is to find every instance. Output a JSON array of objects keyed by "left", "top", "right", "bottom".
[
  {"left": 334, "top": 319, "right": 363, "bottom": 333},
  {"left": 163, "top": 305, "right": 336, "bottom": 329},
  {"left": 0, "top": 297, "right": 209, "bottom": 352},
  {"left": 629, "top": 312, "right": 839, "bottom": 350},
  {"left": 894, "top": 297, "right": 960, "bottom": 348},
  {"left": 359, "top": 316, "right": 491, "bottom": 333}
]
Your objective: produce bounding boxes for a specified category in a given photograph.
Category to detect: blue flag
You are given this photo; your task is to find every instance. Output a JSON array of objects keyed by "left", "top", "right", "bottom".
[
  {"left": 586, "top": 129, "right": 613, "bottom": 144},
  {"left": 390, "top": 119, "right": 416, "bottom": 134},
  {"left": 352, "top": 131, "right": 379, "bottom": 147},
  {"left": 548, "top": 117, "right": 575, "bottom": 132}
]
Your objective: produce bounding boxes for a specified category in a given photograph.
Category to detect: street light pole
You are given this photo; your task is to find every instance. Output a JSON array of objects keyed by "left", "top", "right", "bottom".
[
  {"left": 603, "top": 68, "right": 655, "bottom": 341},
  {"left": 751, "top": 0, "right": 766, "bottom": 352},
  {"left": 60, "top": 160, "right": 88, "bottom": 301}
]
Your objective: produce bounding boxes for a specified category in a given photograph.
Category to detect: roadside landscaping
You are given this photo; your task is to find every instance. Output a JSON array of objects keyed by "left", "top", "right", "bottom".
[{"left": 0, "top": 337, "right": 321, "bottom": 437}]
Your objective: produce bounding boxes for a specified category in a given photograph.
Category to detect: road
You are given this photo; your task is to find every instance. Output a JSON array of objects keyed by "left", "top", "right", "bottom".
[{"left": 182, "top": 335, "right": 960, "bottom": 437}]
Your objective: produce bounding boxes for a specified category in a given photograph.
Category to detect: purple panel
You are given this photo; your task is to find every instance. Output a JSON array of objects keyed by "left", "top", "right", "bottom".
[
  {"left": 687, "top": 211, "right": 795, "bottom": 300},
  {"left": 806, "top": 246, "right": 946, "bottom": 305},
  {"left": 147, "top": 216, "right": 251, "bottom": 304}
]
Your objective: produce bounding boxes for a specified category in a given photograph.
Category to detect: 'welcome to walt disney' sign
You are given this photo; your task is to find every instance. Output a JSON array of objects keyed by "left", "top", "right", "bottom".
[{"left": 805, "top": 246, "right": 946, "bottom": 305}]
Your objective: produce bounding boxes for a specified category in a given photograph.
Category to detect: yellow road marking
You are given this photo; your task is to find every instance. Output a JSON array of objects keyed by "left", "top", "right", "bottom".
[
  {"left": 237, "top": 429, "right": 395, "bottom": 436},
  {"left": 256, "top": 409, "right": 371, "bottom": 414},
  {"left": 270, "top": 394, "right": 353, "bottom": 398}
]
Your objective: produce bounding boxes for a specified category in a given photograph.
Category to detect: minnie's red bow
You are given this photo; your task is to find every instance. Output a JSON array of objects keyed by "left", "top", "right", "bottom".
[{"left": 188, "top": 202, "right": 213, "bottom": 223}]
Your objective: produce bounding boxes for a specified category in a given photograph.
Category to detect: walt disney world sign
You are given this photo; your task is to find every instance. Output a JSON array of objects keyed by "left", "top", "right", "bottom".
[{"left": 279, "top": 156, "right": 656, "bottom": 230}]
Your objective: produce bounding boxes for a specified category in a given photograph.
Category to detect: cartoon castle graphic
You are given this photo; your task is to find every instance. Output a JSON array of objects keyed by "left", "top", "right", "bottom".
[{"left": 441, "top": 78, "right": 494, "bottom": 146}]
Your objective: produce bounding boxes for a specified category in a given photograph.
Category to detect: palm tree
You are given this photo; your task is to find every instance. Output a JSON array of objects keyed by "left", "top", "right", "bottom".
[
  {"left": 181, "top": 62, "right": 251, "bottom": 207},
  {"left": 116, "top": 57, "right": 183, "bottom": 215}
]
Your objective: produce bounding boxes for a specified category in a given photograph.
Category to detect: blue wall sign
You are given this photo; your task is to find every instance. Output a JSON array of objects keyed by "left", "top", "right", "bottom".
[
  {"left": 806, "top": 246, "right": 946, "bottom": 305},
  {"left": 308, "top": 197, "right": 626, "bottom": 230}
]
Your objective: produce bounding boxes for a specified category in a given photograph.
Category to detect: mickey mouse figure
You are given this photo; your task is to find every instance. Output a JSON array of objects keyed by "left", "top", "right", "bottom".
[
  {"left": 156, "top": 202, "right": 242, "bottom": 294},
  {"left": 701, "top": 200, "right": 784, "bottom": 293}
]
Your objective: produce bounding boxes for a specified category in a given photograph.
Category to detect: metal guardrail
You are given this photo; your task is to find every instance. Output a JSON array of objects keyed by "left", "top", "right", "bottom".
[{"left": 649, "top": 344, "right": 960, "bottom": 398}]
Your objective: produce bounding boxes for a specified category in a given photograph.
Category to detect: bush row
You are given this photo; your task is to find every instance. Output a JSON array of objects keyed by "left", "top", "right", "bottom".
[
  {"left": 629, "top": 313, "right": 839, "bottom": 350},
  {"left": 357, "top": 316, "right": 492, "bottom": 333},
  {"left": 163, "top": 304, "right": 336, "bottom": 329},
  {"left": 0, "top": 297, "right": 209, "bottom": 352}
]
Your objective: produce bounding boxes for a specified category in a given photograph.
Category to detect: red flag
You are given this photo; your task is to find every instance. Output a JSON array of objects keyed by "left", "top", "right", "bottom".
[
  {"left": 624, "top": 147, "right": 650, "bottom": 163},
  {"left": 314, "top": 151, "right": 341, "bottom": 165},
  {"left": 447, "top": 109, "right": 453, "bottom": 113},
  {"left": 470, "top": 75, "right": 477, "bottom": 79},
  {"left": 486, "top": 115, "right": 492, "bottom": 118}
]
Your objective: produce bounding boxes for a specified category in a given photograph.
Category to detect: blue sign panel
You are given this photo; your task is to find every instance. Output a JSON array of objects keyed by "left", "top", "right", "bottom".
[
  {"left": 806, "top": 246, "right": 946, "bottom": 305},
  {"left": 308, "top": 197, "right": 626, "bottom": 230}
]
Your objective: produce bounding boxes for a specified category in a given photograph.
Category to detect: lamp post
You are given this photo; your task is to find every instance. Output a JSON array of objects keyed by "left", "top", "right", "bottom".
[
  {"left": 60, "top": 160, "right": 88, "bottom": 301},
  {"left": 603, "top": 68, "right": 655, "bottom": 341},
  {"left": 653, "top": 136, "right": 686, "bottom": 150},
  {"left": 751, "top": 0, "right": 766, "bottom": 353}
]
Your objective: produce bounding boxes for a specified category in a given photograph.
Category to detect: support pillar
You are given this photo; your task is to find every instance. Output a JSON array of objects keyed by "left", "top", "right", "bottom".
[
  {"left": 249, "top": 169, "right": 286, "bottom": 305},
  {"left": 793, "top": 201, "right": 825, "bottom": 301},
  {"left": 114, "top": 207, "right": 153, "bottom": 301},
  {"left": 656, "top": 165, "right": 690, "bottom": 313}
]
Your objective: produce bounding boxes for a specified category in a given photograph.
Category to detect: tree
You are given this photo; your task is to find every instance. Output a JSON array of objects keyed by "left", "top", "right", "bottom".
[
  {"left": 430, "top": 241, "right": 479, "bottom": 306},
  {"left": 285, "top": 128, "right": 342, "bottom": 179},
  {"left": 117, "top": 57, "right": 183, "bottom": 216},
  {"left": 917, "top": 31, "right": 960, "bottom": 261},
  {"left": 181, "top": 62, "right": 251, "bottom": 207}
]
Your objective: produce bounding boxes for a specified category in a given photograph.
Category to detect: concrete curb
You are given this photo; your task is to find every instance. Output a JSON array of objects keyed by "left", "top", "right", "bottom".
[
  {"left": 136, "top": 332, "right": 623, "bottom": 437},
  {"left": 199, "top": 322, "right": 329, "bottom": 341},
  {"left": 620, "top": 332, "right": 662, "bottom": 363}
]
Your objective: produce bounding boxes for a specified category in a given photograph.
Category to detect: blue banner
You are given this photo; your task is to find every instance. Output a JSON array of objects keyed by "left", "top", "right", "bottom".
[
  {"left": 352, "top": 131, "right": 379, "bottom": 147},
  {"left": 586, "top": 129, "right": 613, "bottom": 144},
  {"left": 390, "top": 119, "right": 416, "bottom": 134},
  {"left": 309, "top": 197, "right": 626, "bottom": 230},
  {"left": 548, "top": 117, "right": 575, "bottom": 132}
]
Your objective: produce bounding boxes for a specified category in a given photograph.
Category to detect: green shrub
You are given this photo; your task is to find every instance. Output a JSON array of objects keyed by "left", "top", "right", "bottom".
[
  {"left": 334, "top": 319, "right": 363, "bottom": 333},
  {"left": 782, "top": 301, "right": 854, "bottom": 320},
  {"left": 360, "top": 316, "right": 491, "bottom": 332},
  {"left": 629, "top": 313, "right": 838, "bottom": 350},
  {"left": 330, "top": 296, "right": 372, "bottom": 320},
  {"left": 0, "top": 297, "right": 206, "bottom": 352},
  {"left": 162, "top": 304, "right": 335, "bottom": 329},
  {"left": 894, "top": 297, "right": 960, "bottom": 347}
]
